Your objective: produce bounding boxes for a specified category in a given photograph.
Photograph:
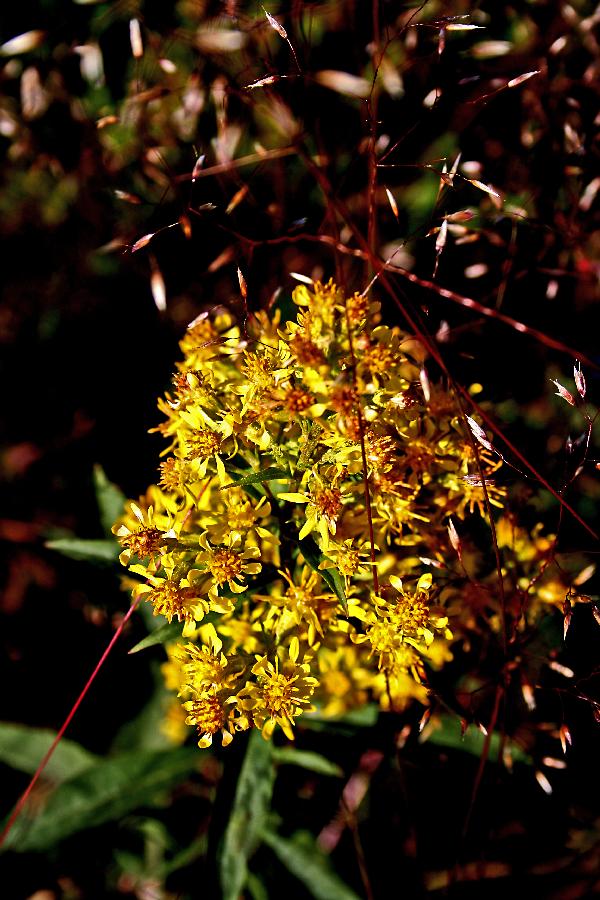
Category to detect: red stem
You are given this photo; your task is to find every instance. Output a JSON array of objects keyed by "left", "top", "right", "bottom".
[{"left": 0, "top": 596, "right": 141, "bottom": 849}]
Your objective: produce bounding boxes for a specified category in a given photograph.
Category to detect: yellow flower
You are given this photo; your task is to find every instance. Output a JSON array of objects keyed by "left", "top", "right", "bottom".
[
  {"left": 133, "top": 572, "right": 210, "bottom": 626},
  {"left": 182, "top": 689, "right": 243, "bottom": 749},
  {"left": 239, "top": 639, "right": 318, "bottom": 740},
  {"left": 112, "top": 500, "right": 176, "bottom": 565},
  {"left": 257, "top": 566, "right": 338, "bottom": 646},
  {"left": 279, "top": 471, "right": 346, "bottom": 550},
  {"left": 193, "top": 534, "right": 262, "bottom": 601}
]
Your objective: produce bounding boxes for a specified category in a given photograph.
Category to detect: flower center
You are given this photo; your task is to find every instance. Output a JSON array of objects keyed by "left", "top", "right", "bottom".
[{"left": 209, "top": 549, "right": 243, "bottom": 585}]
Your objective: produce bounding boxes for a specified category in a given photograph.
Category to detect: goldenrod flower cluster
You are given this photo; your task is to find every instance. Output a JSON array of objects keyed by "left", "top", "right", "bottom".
[{"left": 114, "top": 280, "right": 508, "bottom": 748}]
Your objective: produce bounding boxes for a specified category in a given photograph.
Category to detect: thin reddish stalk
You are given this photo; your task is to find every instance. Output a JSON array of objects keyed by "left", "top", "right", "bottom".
[{"left": 0, "top": 596, "right": 141, "bottom": 850}]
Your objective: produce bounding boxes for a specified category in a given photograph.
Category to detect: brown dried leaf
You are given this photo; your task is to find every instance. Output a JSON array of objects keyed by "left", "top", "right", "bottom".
[
  {"left": 114, "top": 190, "right": 142, "bottom": 205},
  {"left": 150, "top": 257, "right": 166, "bottom": 312},
  {"left": 548, "top": 661, "right": 574, "bottom": 678},
  {"left": 385, "top": 188, "right": 400, "bottom": 222},
  {"left": 237, "top": 267, "right": 248, "bottom": 301},
  {"left": 244, "top": 75, "right": 280, "bottom": 90},
  {"left": 192, "top": 154, "right": 205, "bottom": 182},
  {"left": 573, "top": 563, "right": 594, "bottom": 586},
  {"left": 0, "top": 30, "right": 45, "bottom": 56},
  {"left": 535, "top": 771, "right": 553, "bottom": 794},
  {"left": 226, "top": 184, "right": 249, "bottom": 215},
  {"left": 507, "top": 70, "right": 540, "bottom": 89},
  {"left": 579, "top": 176, "right": 600, "bottom": 212},
  {"left": 573, "top": 362, "right": 586, "bottom": 399},
  {"left": 521, "top": 680, "right": 536, "bottom": 711},
  {"left": 290, "top": 272, "right": 314, "bottom": 285},
  {"left": 435, "top": 218, "right": 448, "bottom": 255},
  {"left": 314, "top": 69, "right": 371, "bottom": 99},
  {"left": 465, "top": 416, "right": 494, "bottom": 453},
  {"left": 129, "top": 19, "right": 143, "bottom": 59},
  {"left": 542, "top": 756, "right": 566, "bottom": 769},
  {"left": 420, "top": 367, "right": 431, "bottom": 403},
  {"left": 196, "top": 28, "right": 247, "bottom": 53},
  {"left": 21, "top": 67, "right": 49, "bottom": 120},
  {"left": 559, "top": 724, "right": 572, "bottom": 754},
  {"left": 179, "top": 215, "right": 192, "bottom": 239},
  {"left": 418, "top": 707, "right": 432, "bottom": 733},
  {"left": 447, "top": 518, "right": 461, "bottom": 554},
  {"left": 551, "top": 379, "right": 576, "bottom": 406},
  {"left": 446, "top": 209, "right": 474, "bottom": 222},
  {"left": 208, "top": 246, "right": 235, "bottom": 273},
  {"left": 263, "top": 7, "right": 287, "bottom": 40},
  {"left": 131, "top": 232, "right": 155, "bottom": 253},
  {"left": 446, "top": 23, "right": 484, "bottom": 32},
  {"left": 96, "top": 115, "right": 119, "bottom": 128},
  {"left": 471, "top": 40, "right": 512, "bottom": 58},
  {"left": 467, "top": 179, "right": 501, "bottom": 199}
]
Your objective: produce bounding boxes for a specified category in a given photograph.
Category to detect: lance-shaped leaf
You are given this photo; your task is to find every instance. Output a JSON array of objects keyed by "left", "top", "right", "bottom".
[
  {"left": 219, "top": 466, "right": 289, "bottom": 490},
  {"left": 3, "top": 747, "right": 199, "bottom": 852},
  {"left": 299, "top": 539, "right": 347, "bottom": 613},
  {"left": 271, "top": 747, "right": 343, "bottom": 777},
  {"left": 45, "top": 538, "right": 119, "bottom": 562},
  {"left": 93, "top": 465, "right": 126, "bottom": 537},
  {"left": 128, "top": 620, "right": 184, "bottom": 654},
  {"left": 261, "top": 829, "right": 361, "bottom": 900},
  {"left": 0, "top": 723, "right": 98, "bottom": 783},
  {"left": 219, "top": 731, "right": 275, "bottom": 900}
]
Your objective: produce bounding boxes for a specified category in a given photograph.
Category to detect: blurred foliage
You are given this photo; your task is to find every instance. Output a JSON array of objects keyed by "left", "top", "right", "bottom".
[{"left": 1, "top": 0, "right": 600, "bottom": 898}]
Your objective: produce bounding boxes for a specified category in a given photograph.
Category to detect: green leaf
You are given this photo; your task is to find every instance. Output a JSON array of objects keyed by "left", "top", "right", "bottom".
[
  {"left": 45, "top": 537, "right": 119, "bottom": 562},
  {"left": 128, "top": 621, "right": 184, "bottom": 654},
  {"left": 299, "top": 539, "right": 347, "bottom": 614},
  {"left": 128, "top": 608, "right": 224, "bottom": 653},
  {"left": 161, "top": 834, "right": 208, "bottom": 877},
  {"left": 3, "top": 747, "right": 199, "bottom": 852},
  {"left": 423, "top": 714, "right": 532, "bottom": 765},
  {"left": 246, "top": 872, "right": 269, "bottom": 900},
  {"left": 261, "top": 829, "right": 361, "bottom": 900},
  {"left": 219, "top": 731, "right": 275, "bottom": 900},
  {"left": 219, "top": 466, "right": 289, "bottom": 490},
  {"left": 271, "top": 747, "right": 343, "bottom": 777},
  {"left": 93, "top": 465, "right": 126, "bottom": 537},
  {"left": 0, "top": 722, "right": 98, "bottom": 783},
  {"left": 300, "top": 705, "right": 378, "bottom": 735}
]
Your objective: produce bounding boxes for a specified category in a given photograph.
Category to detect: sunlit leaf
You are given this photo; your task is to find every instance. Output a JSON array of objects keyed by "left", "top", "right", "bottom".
[
  {"left": 3, "top": 747, "right": 199, "bottom": 852},
  {"left": 93, "top": 465, "right": 126, "bottom": 537},
  {"left": 45, "top": 538, "right": 119, "bottom": 562},
  {"left": 271, "top": 747, "right": 343, "bottom": 777},
  {"left": 219, "top": 732, "right": 275, "bottom": 900},
  {"left": 128, "top": 621, "right": 184, "bottom": 654},
  {"left": 0, "top": 723, "right": 97, "bottom": 783}
]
